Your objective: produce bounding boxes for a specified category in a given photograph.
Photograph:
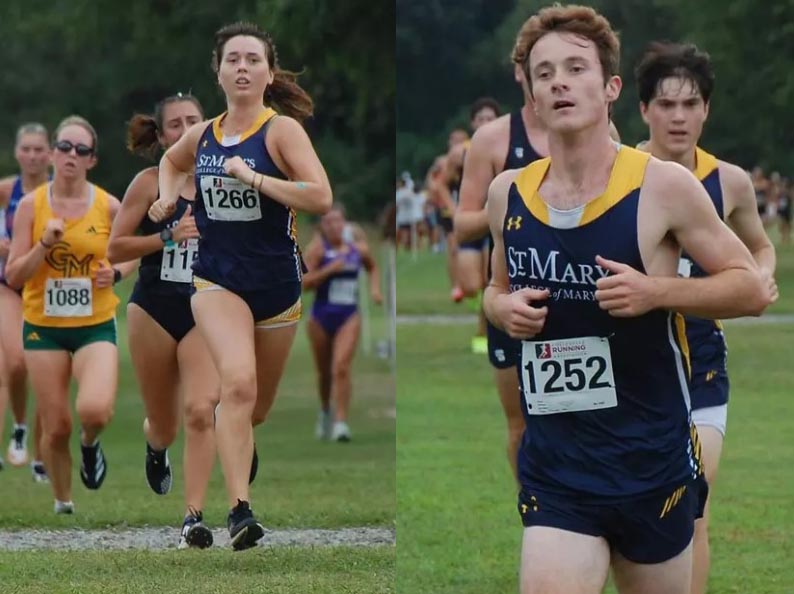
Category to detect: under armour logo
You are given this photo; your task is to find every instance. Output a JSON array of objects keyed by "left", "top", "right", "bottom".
[
  {"left": 506, "top": 216, "right": 522, "bottom": 231},
  {"left": 515, "top": 147, "right": 524, "bottom": 159}
]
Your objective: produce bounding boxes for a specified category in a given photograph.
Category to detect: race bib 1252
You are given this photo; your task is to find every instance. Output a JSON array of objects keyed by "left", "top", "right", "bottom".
[{"left": 521, "top": 336, "right": 617, "bottom": 415}]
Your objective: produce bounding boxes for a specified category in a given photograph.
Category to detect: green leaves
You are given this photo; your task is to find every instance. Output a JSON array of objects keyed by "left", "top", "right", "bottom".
[{"left": 0, "top": 0, "right": 393, "bottom": 220}]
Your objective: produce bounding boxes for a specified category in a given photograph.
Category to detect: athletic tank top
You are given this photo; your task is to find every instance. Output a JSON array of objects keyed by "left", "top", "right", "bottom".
[
  {"left": 193, "top": 108, "right": 300, "bottom": 291},
  {"left": 0, "top": 177, "right": 29, "bottom": 280},
  {"left": 312, "top": 239, "right": 362, "bottom": 313},
  {"left": 488, "top": 110, "right": 543, "bottom": 277},
  {"left": 6, "top": 177, "right": 25, "bottom": 237},
  {"left": 503, "top": 110, "right": 542, "bottom": 171},
  {"left": 679, "top": 148, "right": 729, "bottom": 402},
  {"left": 136, "top": 196, "right": 195, "bottom": 295},
  {"left": 23, "top": 183, "right": 119, "bottom": 327},
  {"left": 506, "top": 146, "right": 702, "bottom": 499},
  {"left": 445, "top": 139, "right": 471, "bottom": 214}
]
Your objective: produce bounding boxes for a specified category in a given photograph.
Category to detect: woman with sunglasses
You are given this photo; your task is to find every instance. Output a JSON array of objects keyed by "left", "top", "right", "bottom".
[
  {"left": 0, "top": 123, "right": 50, "bottom": 481},
  {"left": 108, "top": 94, "right": 219, "bottom": 548},
  {"left": 6, "top": 115, "right": 135, "bottom": 514},
  {"left": 303, "top": 205, "right": 382, "bottom": 442},
  {"left": 149, "top": 21, "right": 332, "bottom": 550}
]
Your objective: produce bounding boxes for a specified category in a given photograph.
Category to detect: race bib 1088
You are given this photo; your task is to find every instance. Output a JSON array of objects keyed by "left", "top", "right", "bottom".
[{"left": 44, "top": 277, "right": 92, "bottom": 317}]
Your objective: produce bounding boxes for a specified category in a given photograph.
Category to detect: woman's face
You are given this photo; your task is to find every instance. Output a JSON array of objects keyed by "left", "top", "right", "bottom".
[
  {"left": 52, "top": 125, "right": 96, "bottom": 181},
  {"left": 218, "top": 35, "right": 274, "bottom": 103},
  {"left": 159, "top": 100, "right": 203, "bottom": 148},
  {"left": 321, "top": 209, "right": 346, "bottom": 244},
  {"left": 15, "top": 132, "right": 50, "bottom": 176}
]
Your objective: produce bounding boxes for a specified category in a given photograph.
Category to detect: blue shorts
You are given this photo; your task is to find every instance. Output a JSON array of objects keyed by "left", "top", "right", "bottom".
[
  {"left": 311, "top": 305, "right": 358, "bottom": 337},
  {"left": 193, "top": 277, "right": 302, "bottom": 328},
  {"left": 689, "top": 346, "right": 729, "bottom": 410},
  {"left": 690, "top": 371, "right": 729, "bottom": 411},
  {"left": 487, "top": 320, "right": 518, "bottom": 369},
  {"left": 129, "top": 283, "right": 195, "bottom": 343},
  {"left": 459, "top": 236, "right": 489, "bottom": 251},
  {"left": 518, "top": 475, "right": 708, "bottom": 564}
]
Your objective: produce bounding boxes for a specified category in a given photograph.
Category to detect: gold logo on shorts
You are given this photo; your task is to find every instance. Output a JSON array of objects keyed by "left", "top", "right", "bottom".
[
  {"left": 659, "top": 485, "right": 687, "bottom": 519},
  {"left": 26, "top": 332, "right": 41, "bottom": 341}
]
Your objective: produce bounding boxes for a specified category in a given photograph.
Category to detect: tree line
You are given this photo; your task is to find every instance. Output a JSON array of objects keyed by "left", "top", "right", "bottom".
[
  {"left": 0, "top": 0, "right": 394, "bottom": 221},
  {"left": 398, "top": 0, "right": 794, "bottom": 181}
]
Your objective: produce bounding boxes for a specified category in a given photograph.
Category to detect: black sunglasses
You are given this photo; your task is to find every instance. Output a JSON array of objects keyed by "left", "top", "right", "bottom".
[{"left": 54, "top": 140, "right": 94, "bottom": 157}]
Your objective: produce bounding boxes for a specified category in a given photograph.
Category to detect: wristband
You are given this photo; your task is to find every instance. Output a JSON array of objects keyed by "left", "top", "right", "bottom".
[
  {"left": 113, "top": 268, "right": 122, "bottom": 285},
  {"left": 159, "top": 228, "right": 176, "bottom": 248}
]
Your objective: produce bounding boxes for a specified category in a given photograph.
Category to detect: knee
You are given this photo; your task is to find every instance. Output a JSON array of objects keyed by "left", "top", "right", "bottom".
[
  {"left": 459, "top": 276, "right": 482, "bottom": 297},
  {"left": 331, "top": 363, "right": 351, "bottom": 384},
  {"left": 76, "top": 401, "right": 114, "bottom": 429},
  {"left": 317, "top": 367, "right": 331, "bottom": 383},
  {"left": 147, "top": 417, "right": 179, "bottom": 446},
  {"left": 184, "top": 400, "right": 215, "bottom": 433},
  {"left": 220, "top": 368, "right": 257, "bottom": 406},
  {"left": 44, "top": 415, "right": 72, "bottom": 444},
  {"left": 7, "top": 354, "right": 26, "bottom": 381}
]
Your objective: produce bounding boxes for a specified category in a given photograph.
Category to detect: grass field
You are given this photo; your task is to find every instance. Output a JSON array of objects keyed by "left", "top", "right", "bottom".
[
  {"left": 396, "top": 242, "right": 794, "bottom": 593},
  {"left": 0, "top": 226, "right": 396, "bottom": 593}
]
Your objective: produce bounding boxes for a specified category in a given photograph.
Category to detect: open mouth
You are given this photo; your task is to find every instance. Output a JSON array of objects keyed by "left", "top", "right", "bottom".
[
  {"left": 235, "top": 77, "right": 250, "bottom": 86},
  {"left": 553, "top": 100, "right": 575, "bottom": 110},
  {"left": 668, "top": 130, "right": 688, "bottom": 138}
]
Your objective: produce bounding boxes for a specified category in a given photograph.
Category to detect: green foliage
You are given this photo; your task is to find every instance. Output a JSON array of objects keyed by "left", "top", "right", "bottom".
[
  {"left": 0, "top": 0, "right": 393, "bottom": 221},
  {"left": 398, "top": 0, "right": 794, "bottom": 177}
]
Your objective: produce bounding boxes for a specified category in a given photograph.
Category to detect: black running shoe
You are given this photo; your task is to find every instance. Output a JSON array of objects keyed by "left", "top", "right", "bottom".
[
  {"left": 145, "top": 443, "right": 172, "bottom": 495},
  {"left": 227, "top": 499, "right": 264, "bottom": 551},
  {"left": 249, "top": 443, "right": 259, "bottom": 485},
  {"left": 31, "top": 461, "right": 49, "bottom": 483},
  {"left": 178, "top": 510, "right": 213, "bottom": 549},
  {"left": 80, "top": 440, "right": 107, "bottom": 490}
]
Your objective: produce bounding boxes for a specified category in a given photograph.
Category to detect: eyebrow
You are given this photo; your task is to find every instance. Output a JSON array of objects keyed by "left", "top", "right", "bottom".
[
  {"left": 533, "top": 56, "right": 588, "bottom": 72},
  {"left": 225, "top": 51, "right": 264, "bottom": 58}
]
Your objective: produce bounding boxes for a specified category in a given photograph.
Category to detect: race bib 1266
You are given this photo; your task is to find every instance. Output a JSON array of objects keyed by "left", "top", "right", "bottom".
[{"left": 200, "top": 175, "right": 261, "bottom": 222}]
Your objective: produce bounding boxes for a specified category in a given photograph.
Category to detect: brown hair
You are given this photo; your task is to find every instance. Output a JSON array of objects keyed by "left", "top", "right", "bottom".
[
  {"left": 126, "top": 94, "right": 204, "bottom": 160},
  {"left": 54, "top": 115, "right": 98, "bottom": 153},
  {"left": 511, "top": 4, "right": 620, "bottom": 89},
  {"left": 211, "top": 21, "right": 314, "bottom": 123}
]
